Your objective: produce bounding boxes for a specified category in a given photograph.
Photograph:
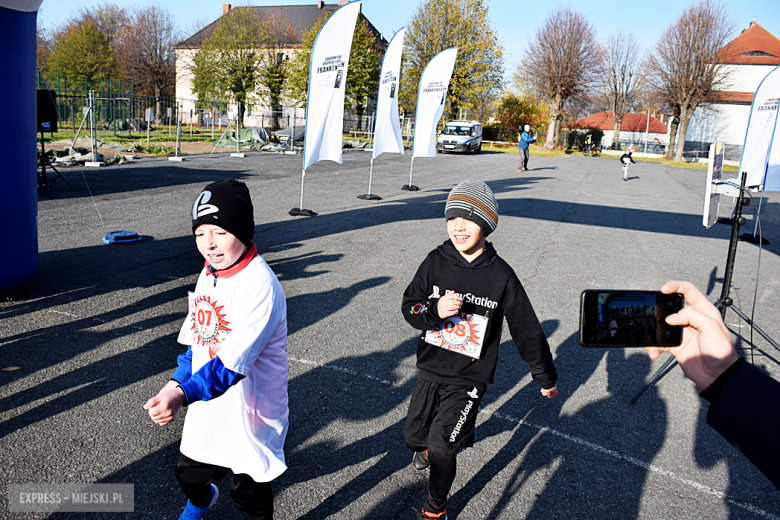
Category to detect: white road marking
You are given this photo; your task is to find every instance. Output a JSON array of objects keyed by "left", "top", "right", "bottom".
[{"left": 287, "top": 356, "right": 779, "bottom": 519}]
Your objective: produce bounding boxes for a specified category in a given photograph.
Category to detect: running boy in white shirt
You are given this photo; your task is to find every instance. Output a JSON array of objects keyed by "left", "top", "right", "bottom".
[{"left": 145, "top": 180, "right": 288, "bottom": 520}]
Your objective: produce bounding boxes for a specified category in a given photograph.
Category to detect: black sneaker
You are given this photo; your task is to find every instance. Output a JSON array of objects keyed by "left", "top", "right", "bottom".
[
  {"left": 412, "top": 450, "right": 430, "bottom": 471},
  {"left": 420, "top": 507, "right": 447, "bottom": 519}
]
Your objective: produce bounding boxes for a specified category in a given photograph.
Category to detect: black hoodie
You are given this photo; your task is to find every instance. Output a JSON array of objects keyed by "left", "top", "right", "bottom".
[{"left": 402, "top": 240, "right": 557, "bottom": 391}]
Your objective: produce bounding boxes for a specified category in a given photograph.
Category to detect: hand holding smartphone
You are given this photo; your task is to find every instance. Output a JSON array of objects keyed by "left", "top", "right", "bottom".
[{"left": 579, "top": 290, "right": 684, "bottom": 347}]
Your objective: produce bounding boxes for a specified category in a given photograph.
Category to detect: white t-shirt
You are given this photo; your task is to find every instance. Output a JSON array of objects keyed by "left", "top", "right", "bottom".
[{"left": 177, "top": 252, "right": 288, "bottom": 482}]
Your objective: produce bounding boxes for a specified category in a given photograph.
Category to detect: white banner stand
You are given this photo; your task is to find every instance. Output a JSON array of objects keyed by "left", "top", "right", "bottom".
[
  {"left": 403, "top": 47, "right": 458, "bottom": 191},
  {"left": 359, "top": 27, "right": 406, "bottom": 201},
  {"left": 291, "top": 1, "right": 361, "bottom": 217}
]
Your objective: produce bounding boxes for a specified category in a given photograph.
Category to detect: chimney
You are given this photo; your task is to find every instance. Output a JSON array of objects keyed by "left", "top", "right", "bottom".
[
  {"left": 318, "top": 0, "right": 324, "bottom": 8},
  {"left": 750, "top": 20, "right": 757, "bottom": 28},
  {"left": 337, "top": 0, "right": 360, "bottom": 11},
  {"left": 223, "top": 4, "right": 231, "bottom": 16}
]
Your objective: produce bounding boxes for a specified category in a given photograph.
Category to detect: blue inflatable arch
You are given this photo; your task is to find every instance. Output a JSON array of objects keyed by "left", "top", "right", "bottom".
[{"left": 1, "top": 0, "right": 43, "bottom": 291}]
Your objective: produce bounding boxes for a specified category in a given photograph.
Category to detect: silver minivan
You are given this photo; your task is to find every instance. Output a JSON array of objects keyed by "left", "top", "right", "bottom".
[{"left": 437, "top": 120, "right": 483, "bottom": 154}]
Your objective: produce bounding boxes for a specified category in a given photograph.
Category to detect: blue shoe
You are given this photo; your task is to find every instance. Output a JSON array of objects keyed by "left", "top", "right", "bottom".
[{"left": 179, "top": 484, "right": 218, "bottom": 520}]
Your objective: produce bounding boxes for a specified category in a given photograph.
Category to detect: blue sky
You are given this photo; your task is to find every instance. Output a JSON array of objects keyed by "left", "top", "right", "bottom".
[{"left": 38, "top": 0, "right": 780, "bottom": 86}]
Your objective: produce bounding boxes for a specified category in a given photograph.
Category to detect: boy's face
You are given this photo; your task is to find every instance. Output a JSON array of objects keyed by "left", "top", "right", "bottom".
[
  {"left": 194, "top": 224, "right": 247, "bottom": 269},
  {"left": 447, "top": 217, "right": 486, "bottom": 260}
]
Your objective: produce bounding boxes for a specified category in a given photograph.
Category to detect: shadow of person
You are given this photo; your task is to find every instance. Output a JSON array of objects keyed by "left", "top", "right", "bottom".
[
  {"left": 450, "top": 348, "right": 665, "bottom": 519},
  {"left": 272, "top": 334, "right": 433, "bottom": 519},
  {"left": 86, "top": 338, "right": 421, "bottom": 519},
  {"left": 444, "top": 330, "right": 603, "bottom": 516}
]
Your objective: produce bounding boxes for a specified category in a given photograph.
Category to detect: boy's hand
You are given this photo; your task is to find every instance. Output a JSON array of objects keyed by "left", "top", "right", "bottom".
[
  {"left": 437, "top": 293, "right": 462, "bottom": 319},
  {"left": 541, "top": 386, "right": 558, "bottom": 398},
  {"left": 144, "top": 386, "right": 186, "bottom": 426}
]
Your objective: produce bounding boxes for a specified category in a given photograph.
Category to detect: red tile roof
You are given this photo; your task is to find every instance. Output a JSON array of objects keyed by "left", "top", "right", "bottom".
[
  {"left": 567, "top": 112, "right": 667, "bottom": 133},
  {"left": 717, "top": 22, "right": 780, "bottom": 65},
  {"left": 707, "top": 91, "right": 754, "bottom": 103}
]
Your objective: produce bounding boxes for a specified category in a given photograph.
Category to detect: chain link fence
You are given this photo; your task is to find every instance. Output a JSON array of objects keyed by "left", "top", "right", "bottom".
[{"left": 38, "top": 87, "right": 418, "bottom": 155}]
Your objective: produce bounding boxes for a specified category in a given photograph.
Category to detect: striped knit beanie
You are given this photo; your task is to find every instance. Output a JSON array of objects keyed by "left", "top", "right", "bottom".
[{"left": 445, "top": 180, "right": 499, "bottom": 236}]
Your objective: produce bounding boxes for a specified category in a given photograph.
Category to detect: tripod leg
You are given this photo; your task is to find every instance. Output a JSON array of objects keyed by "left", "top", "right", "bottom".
[
  {"left": 629, "top": 355, "right": 678, "bottom": 404},
  {"left": 47, "top": 162, "right": 77, "bottom": 191}
]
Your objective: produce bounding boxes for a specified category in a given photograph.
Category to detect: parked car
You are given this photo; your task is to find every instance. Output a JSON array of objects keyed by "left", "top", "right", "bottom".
[{"left": 437, "top": 120, "right": 482, "bottom": 154}]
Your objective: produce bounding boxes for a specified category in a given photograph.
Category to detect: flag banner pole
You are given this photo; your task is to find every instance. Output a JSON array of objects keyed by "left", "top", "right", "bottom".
[
  {"left": 358, "top": 158, "right": 381, "bottom": 200},
  {"left": 740, "top": 65, "right": 780, "bottom": 188},
  {"left": 289, "top": 169, "right": 314, "bottom": 217},
  {"left": 404, "top": 47, "right": 458, "bottom": 191},
  {"left": 361, "top": 26, "right": 406, "bottom": 200},
  {"left": 402, "top": 157, "right": 418, "bottom": 191},
  {"left": 738, "top": 64, "right": 780, "bottom": 243},
  {"left": 231, "top": 101, "right": 245, "bottom": 157},
  {"left": 293, "top": 1, "right": 362, "bottom": 216}
]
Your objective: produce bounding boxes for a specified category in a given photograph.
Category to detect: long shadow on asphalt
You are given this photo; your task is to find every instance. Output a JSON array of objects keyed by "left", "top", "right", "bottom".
[
  {"left": 36, "top": 162, "right": 259, "bottom": 202},
  {"left": 0, "top": 272, "right": 391, "bottom": 440}
]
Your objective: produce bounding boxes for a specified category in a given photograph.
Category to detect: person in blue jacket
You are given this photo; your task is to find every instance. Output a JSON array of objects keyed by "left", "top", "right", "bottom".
[{"left": 517, "top": 125, "right": 536, "bottom": 172}]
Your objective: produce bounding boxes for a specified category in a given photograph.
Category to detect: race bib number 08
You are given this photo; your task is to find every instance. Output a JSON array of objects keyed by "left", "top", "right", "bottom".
[{"left": 424, "top": 312, "right": 488, "bottom": 359}]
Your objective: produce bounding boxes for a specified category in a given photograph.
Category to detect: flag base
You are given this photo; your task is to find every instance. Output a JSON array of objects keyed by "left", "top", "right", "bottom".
[
  {"left": 289, "top": 208, "right": 315, "bottom": 217},
  {"left": 739, "top": 233, "right": 771, "bottom": 245},
  {"left": 401, "top": 185, "right": 419, "bottom": 191},
  {"left": 357, "top": 194, "right": 382, "bottom": 200}
]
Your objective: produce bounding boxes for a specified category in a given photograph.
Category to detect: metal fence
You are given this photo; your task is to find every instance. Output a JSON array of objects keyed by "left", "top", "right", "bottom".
[
  {"left": 38, "top": 87, "right": 418, "bottom": 150},
  {"left": 678, "top": 141, "right": 743, "bottom": 162}
]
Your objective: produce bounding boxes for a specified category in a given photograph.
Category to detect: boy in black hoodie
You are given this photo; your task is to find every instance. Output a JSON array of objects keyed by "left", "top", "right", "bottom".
[{"left": 401, "top": 180, "right": 558, "bottom": 519}]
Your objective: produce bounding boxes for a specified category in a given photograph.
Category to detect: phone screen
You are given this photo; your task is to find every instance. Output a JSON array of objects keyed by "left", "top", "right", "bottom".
[{"left": 579, "top": 290, "right": 684, "bottom": 347}]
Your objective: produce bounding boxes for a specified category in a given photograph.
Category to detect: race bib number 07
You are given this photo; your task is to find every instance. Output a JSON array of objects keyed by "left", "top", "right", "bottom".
[
  {"left": 187, "top": 292, "right": 234, "bottom": 359},
  {"left": 424, "top": 312, "right": 488, "bottom": 359}
]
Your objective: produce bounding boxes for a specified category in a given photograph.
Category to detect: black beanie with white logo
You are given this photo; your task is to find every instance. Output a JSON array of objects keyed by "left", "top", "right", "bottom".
[
  {"left": 191, "top": 179, "right": 255, "bottom": 245},
  {"left": 444, "top": 180, "right": 499, "bottom": 236}
]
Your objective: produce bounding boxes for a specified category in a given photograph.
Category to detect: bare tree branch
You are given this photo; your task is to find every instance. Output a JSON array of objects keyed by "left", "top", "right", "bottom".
[
  {"left": 645, "top": 0, "right": 736, "bottom": 160},
  {"left": 600, "top": 31, "right": 642, "bottom": 147},
  {"left": 518, "top": 6, "right": 604, "bottom": 150},
  {"left": 115, "top": 6, "right": 180, "bottom": 99}
]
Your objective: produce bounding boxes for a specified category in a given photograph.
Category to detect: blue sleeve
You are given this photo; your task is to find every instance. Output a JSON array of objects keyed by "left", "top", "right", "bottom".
[
  {"left": 171, "top": 346, "right": 193, "bottom": 384},
  {"left": 179, "top": 356, "right": 245, "bottom": 405}
]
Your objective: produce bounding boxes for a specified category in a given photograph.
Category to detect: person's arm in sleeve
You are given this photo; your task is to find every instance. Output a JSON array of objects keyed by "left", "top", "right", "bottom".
[
  {"left": 171, "top": 346, "right": 193, "bottom": 384},
  {"left": 646, "top": 281, "right": 780, "bottom": 489},
  {"left": 178, "top": 356, "right": 245, "bottom": 405},
  {"left": 402, "top": 256, "right": 446, "bottom": 331},
  {"left": 504, "top": 282, "right": 558, "bottom": 397}
]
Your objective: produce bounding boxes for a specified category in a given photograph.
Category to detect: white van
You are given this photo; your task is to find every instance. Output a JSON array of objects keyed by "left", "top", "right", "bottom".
[{"left": 437, "top": 120, "right": 483, "bottom": 154}]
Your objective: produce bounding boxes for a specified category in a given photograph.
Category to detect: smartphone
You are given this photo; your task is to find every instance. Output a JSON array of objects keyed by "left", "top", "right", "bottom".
[{"left": 579, "top": 290, "right": 684, "bottom": 347}]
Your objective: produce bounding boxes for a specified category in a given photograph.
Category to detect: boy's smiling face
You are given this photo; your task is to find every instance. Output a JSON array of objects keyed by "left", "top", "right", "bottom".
[
  {"left": 195, "top": 224, "right": 247, "bottom": 269},
  {"left": 447, "top": 217, "right": 486, "bottom": 261}
]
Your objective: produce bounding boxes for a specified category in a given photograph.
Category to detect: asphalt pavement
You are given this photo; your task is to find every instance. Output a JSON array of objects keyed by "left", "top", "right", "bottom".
[{"left": 2, "top": 148, "right": 780, "bottom": 519}]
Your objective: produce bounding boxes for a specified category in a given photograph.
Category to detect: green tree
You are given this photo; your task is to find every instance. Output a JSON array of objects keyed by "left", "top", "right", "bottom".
[
  {"left": 284, "top": 14, "right": 323, "bottom": 108},
  {"left": 47, "top": 22, "right": 116, "bottom": 83},
  {"left": 401, "top": 0, "right": 504, "bottom": 121},
  {"left": 286, "top": 13, "right": 384, "bottom": 129},
  {"left": 345, "top": 20, "right": 382, "bottom": 129},
  {"left": 256, "top": 12, "right": 299, "bottom": 129},
  {"left": 190, "top": 8, "right": 266, "bottom": 124},
  {"left": 494, "top": 93, "right": 548, "bottom": 142}
]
